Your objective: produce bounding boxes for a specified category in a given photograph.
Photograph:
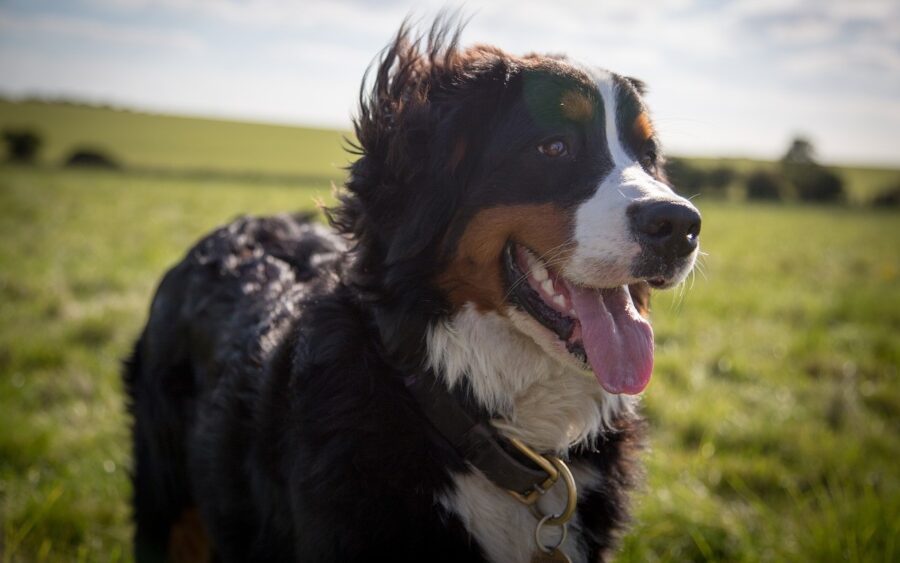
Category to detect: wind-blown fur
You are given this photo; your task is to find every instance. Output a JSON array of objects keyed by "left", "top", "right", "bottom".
[{"left": 126, "top": 19, "right": 656, "bottom": 562}]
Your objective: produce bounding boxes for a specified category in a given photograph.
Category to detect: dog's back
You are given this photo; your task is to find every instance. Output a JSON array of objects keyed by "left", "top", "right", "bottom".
[
  {"left": 125, "top": 212, "right": 496, "bottom": 562},
  {"left": 124, "top": 213, "right": 342, "bottom": 561}
]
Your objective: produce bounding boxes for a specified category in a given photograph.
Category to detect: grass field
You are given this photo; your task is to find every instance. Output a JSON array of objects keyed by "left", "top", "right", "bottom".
[
  {"left": 0, "top": 102, "right": 899, "bottom": 562},
  {"left": 1, "top": 164, "right": 898, "bottom": 562}
]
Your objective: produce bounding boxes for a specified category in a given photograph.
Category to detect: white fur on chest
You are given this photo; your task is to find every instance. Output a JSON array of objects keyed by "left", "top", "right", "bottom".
[
  {"left": 426, "top": 305, "right": 635, "bottom": 453},
  {"left": 426, "top": 305, "right": 636, "bottom": 561}
]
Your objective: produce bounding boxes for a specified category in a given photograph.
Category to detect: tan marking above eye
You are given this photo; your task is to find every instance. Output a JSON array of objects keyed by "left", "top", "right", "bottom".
[
  {"left": 632, "top": 112, "right": 654, "bottom": 145},
  {"left": 436, "top": 204, "right": 575, "bottom": 312},
  {"left": 560, "top": 90, "right": 594, "bottom": 122}
]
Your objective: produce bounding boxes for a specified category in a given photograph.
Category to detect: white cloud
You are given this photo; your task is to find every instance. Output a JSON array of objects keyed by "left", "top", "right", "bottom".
[
  {"left": 88, "top": 0, "right": 415, "bottom": 34},
  {"left": 766, "top": 17, "right": 840, "bottom": 44},
  {"left": 780, "top": 42, "right": 900, "bottom": 76},
  {"left": 0, "top": 9, "right": 206, "bottom": 53},
  {"left": 262, "top": 38, "right": 371, "bottom": 68}
]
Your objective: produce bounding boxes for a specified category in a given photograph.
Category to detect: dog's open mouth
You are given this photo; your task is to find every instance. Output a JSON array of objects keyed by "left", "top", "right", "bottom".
[{"left": 504, "top": 243, "right": 654, "bottom": 395}]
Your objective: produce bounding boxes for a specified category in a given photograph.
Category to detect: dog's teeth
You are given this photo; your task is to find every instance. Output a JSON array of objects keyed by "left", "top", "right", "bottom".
[
  {"left": 541, "top": 279, "right": 554, "bottom": 295},
  {"left": 553, "top": 295, "right": 566, "bottom": 308},
  {"left": 532, "top": 264, "right": 549, "bottom": 282}
]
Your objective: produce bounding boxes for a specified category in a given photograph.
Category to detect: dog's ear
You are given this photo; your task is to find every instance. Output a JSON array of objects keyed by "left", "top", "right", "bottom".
[
  {"left": 624, "top": 76, "right": 647, "bottom": 96},
  {"left": 332, "top": 20, "right": 455, "bottom": 255},
  {"left": 341, "top": 17, "right": 513, "bottom": 266},
  {"left": 384, "top": 46, "right": 512, "bottom": 265},
  {"left": 334, "top": 15, "right": 512, "bottom": 295},
  {"left": 628, "top": 281, "right": 651, "bottom": 318},
  {"left": 351, "top": 21, "right": 446, "bottom": 182}
]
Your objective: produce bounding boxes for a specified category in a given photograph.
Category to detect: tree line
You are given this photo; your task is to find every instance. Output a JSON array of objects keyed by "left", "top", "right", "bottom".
[
  {"left": 666, "top": 137, "right": 859, "bottom": 204},
  {"left": 3, "top": 129, "right": 898, "bottom": 206}
]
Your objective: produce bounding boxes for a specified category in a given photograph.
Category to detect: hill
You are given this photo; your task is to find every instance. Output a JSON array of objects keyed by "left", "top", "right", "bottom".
[
  {"left": 0, "top": 99, "right": 350, "bottom": 180},
  {"left": 2, "top": 99, "right": 898, "bottom": 202}
]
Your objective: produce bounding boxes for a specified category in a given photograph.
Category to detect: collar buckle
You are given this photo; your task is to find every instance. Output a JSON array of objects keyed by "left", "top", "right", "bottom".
[{"left": 506, "top": 437, "right": 578, "bottom": 526}]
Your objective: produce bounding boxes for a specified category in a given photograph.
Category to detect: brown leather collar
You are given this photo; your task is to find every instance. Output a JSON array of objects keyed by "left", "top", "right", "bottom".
[{"left": 404, "top": 371, "right": 555, "bottom": 496}]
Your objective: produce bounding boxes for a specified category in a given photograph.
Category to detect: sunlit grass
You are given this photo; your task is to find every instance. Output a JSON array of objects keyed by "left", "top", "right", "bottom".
[
  {"left": 620, "top": 201, "right": 900, "bottom": 562},
  {"left": 0, "top": 165, "right": 898, "bottom": 561},
  {"left": 0, "top": 166, "right": 327, "bottom": 562}
]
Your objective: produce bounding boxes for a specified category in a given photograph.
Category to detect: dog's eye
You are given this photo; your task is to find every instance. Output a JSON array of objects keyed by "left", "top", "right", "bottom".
[{"left": 537, "top": 139, "right": 568, "bottom": 158}]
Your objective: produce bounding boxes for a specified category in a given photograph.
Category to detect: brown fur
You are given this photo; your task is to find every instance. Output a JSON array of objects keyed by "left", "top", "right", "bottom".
[
  {"left": 633, "top": 112, "right": 654, "bottom": 145},
  {"left": 560, "top": 89, "right": 596, "bottom": 122},
  {"left": 437, "top": 204, "right": 575, "bottom": 311},
  {"left": 167, "top": 507, "right": 210, "bottom": 563}
]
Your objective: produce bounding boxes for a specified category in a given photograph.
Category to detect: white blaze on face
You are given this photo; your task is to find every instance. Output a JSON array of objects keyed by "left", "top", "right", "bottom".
[{"left": 563, "top": 69, "right": 690, "bottom": 287}]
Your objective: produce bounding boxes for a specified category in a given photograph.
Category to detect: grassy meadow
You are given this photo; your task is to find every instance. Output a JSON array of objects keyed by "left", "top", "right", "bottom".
[{"left": 1, "top": 102, "right": 899, "bottom": 562}]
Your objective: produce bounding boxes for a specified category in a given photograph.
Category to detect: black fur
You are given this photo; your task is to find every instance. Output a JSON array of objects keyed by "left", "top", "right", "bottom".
[{"left": 126, "top": 19, "right": 644, "bottom": 562}]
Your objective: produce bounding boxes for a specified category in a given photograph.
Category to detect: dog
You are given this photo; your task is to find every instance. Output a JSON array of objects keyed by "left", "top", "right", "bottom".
[{"left": 125, "top": 19, "right": 701, "bottom": 563}]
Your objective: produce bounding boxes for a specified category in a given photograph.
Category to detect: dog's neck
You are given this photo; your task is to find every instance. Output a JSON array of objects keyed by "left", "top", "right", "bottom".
[{"left": 426, "top": 304, "right": 635, "bottom": 454}]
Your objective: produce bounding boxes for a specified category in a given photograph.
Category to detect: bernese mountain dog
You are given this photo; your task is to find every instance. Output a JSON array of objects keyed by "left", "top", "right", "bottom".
[{"left": 125, "top": 19, "right": 701, "bottom": 563}]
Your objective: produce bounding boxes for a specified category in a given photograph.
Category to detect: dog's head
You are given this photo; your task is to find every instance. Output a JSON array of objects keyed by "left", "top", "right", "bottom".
[{"left": 332, "top": 21, "right": 700, "bottom": 396}]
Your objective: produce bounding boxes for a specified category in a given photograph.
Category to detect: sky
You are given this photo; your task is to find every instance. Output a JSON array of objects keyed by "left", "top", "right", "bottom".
[{"left": 1, "top": 0, "right": 899, "bottom": 166}]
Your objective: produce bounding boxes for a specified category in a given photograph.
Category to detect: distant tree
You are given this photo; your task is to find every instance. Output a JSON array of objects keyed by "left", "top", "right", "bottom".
[
  {"left": 795, "top": 168, "right": 844, "bottom": 202},
  {"left": 64, "top": 148, "right": 120, "bottom": 169},
  {"left": 706, "top": 166, "right": 736, "bottom": 192},
  {"left": 3, "top": 128, "right": 43, "bottom": 163},
  {"left": 745, "top": 170, "right": 785, "bottom": 201},
  {"left": 779, "top": 136, "right": 845, "bottom": 203},
  {"left": 782, "top": 137, "right": 817, "bottom": 166},
  {"left": 664, "top": 157, "right": 707, "bottom": 195},
  {"left": 872, "top": 185, "right": 900, "bottom": 208}
]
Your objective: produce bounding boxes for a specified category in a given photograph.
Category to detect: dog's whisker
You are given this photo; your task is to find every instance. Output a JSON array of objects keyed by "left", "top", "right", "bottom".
[
  {"left": 694, "top": 254, "right": 710, "bottom": 281},
  {"left": 695, "top": 266, "right": 708, "bottom": 281}
]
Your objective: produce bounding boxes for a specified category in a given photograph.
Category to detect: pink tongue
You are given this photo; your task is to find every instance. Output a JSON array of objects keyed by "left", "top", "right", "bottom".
[{"left": 566, "top": 283, "right": 654, "bottom": 395}]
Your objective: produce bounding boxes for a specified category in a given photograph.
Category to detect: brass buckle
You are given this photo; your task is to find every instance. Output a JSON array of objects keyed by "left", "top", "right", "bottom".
[
  {"left": 507, "top": 437, "right": 560, "bottom": 505},
  {"left": 506, "top": 438, "right": 578, "bottom": 526}
]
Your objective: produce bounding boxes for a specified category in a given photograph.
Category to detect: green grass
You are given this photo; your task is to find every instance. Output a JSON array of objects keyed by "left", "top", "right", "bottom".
[
  {"left": 619, "top": 202, "right": 900, "bottom": 562},
  {"left": 0, "top": 100, "right": 350, "bottom": 179},
  {"left": 1, "top": 163, "right": 897, "bottom": 562},
  {"left": 1, "top": 100, "right": 899, "bottom": 561},
  {"left": 0, "top": 165, "right": 331, "bottom": 562}
]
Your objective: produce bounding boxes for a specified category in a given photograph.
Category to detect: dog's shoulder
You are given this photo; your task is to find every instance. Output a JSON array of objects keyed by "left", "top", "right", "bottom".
[
  {"left": 245, "top": 277, "right": 488, "bottom": 560},
  {"left": 151, "top": 213, "right": 343, "bottom": 376}
]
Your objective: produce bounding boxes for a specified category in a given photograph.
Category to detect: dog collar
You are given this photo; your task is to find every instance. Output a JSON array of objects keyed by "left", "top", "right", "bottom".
[{"left": 404, "top": 372, "right": 577, "bottom": 519}]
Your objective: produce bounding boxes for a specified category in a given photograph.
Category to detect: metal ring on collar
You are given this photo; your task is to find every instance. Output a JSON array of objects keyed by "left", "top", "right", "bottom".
[
  {"left": 532, "top": 456, "right": 577, "bottom": 526},
  {"left": 534, "top": 513, "right": 568, "bottom": 554}
]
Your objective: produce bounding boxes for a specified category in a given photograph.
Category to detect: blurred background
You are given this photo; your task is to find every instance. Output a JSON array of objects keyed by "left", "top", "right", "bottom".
[{"left": 0, "top": 0, "right": 898, "bottom": 561}]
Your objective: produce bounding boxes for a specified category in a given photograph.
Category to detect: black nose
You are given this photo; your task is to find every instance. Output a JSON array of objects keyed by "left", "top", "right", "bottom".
[{"left": 629, "top": 200, "right": 701, "bottom": 259}]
